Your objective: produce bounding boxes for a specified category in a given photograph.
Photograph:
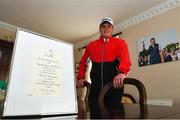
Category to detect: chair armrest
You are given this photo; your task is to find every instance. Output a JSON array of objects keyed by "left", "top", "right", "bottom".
[{"left": 83, "top": 81, "right": 90, "bottom": 101}]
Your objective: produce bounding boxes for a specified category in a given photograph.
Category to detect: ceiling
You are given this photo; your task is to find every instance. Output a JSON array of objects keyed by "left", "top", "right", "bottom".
[{"left": 0, "top": 0, "right": 167, "bottom": 43}]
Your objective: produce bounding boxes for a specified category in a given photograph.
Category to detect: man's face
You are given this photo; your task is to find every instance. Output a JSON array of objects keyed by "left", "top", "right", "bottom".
[
  {"left": 99, "top": 22, "right": 113, "bottom": 38},
  {"left": 150, "top": 39, "right": 155, "bottom": 45}
]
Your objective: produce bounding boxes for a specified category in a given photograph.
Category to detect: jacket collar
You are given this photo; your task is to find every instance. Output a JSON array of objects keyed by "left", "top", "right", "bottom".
[{"left": 99, "top": 37, "right": 112, "bottom": 43}]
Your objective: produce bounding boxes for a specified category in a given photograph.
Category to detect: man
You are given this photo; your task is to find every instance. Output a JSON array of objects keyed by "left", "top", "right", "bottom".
[
  {"left": 77, "top": 17, "right": 131, "bottom": 105},
  {"left": 148, "top": 37, "right": 164, "bottom": 64}
]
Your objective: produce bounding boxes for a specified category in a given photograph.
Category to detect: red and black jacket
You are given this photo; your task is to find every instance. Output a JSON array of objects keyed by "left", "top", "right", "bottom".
[{"left": 77, "top": 37, "right": 131, "bottom": 84}]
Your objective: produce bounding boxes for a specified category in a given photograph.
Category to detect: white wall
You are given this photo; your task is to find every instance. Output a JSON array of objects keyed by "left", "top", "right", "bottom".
[{"left": 121, "top": 7, "right": 180, "bottom": 105}]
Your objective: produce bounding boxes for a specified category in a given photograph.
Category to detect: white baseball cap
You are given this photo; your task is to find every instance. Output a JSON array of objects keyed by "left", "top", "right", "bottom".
[{"left": 100, "top": 17, "right": 114, "bottom": 26}]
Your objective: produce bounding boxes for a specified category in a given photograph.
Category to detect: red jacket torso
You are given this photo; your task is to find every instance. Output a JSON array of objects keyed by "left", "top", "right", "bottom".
[{"left": 77, "top": 37, "right": 131, "bottom": 80}]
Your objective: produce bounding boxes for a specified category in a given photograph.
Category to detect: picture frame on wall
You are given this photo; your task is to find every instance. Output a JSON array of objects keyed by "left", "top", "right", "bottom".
[{"left": 137, "top": 29, "right": 180, "bottom": 67}]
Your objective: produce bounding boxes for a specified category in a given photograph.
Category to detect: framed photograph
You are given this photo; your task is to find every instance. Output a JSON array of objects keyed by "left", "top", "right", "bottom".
[{"left": 137, "top": 29, "right": 180, "bottom": 67}]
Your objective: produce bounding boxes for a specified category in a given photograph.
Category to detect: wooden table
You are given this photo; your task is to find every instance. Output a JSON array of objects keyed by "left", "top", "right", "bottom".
[
  {"left": 78, "top": 100, "right": 180, "bottom": 119},
  {"left": 1, "top": 100, "right": 180, "bottom": 119}
]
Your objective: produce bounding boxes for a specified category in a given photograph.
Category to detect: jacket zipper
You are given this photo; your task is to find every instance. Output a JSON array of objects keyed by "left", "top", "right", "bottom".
[{"left": 101, "top": 38, "right": 106, "bottom": 89}]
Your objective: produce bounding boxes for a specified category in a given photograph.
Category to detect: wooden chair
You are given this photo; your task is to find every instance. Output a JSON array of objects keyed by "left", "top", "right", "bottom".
[
  {"left": 83, "top": 81, "right": 91, "bottom": 101},
  {"left": 77, "top": 81, "right": 90, "bottom": 101},
  {"left": 77, "top": 81, "right": 91, "bottom": 119},
  {"left": 97, "top": 78, "right": 148, "bottom": 119},
  {"left": 78, "top": 78, "right": 147, "bottom": 119},
  {"left": 98, "top": 78, "right": 147, "bottom": 104}
]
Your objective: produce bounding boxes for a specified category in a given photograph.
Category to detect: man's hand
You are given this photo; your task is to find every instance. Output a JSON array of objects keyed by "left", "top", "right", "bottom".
[
  {"left": 76, "top": 79, "right": 85, "bottom": 88},
  {"left": 113, "top": 73, "right": 126, "bottom": 89}
]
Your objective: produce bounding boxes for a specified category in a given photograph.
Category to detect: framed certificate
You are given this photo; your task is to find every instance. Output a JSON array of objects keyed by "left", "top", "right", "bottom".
[{"left": 3, "top": 28, "right": 77, "bottom": 118}]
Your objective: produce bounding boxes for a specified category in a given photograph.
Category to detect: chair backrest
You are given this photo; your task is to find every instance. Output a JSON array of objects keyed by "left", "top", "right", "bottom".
[{"left": 98, "top": 78, "right": 147, "bottom": 104}]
